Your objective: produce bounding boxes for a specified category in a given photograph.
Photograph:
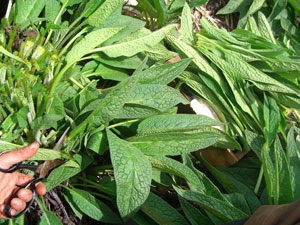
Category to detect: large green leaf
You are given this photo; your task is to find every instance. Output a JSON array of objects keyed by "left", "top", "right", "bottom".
[
  {"left": 217, "top": 0, "right": 251, "bottom": 14},
  {"left": 39, "top": 210, "right": 63, "bottom": 225},
  {"left": 93, "top": 25, "right": 176, "bottom": 57},
  {"left": 274, "top": 137, "right": 294, "bottom": 204},
  {"left": 246, "top": 0, "right": 265, "bottom": 16},
  {"left": 138, "top": 58, "right": 192, "bottom": 85},
  {"left": 63, "top": 187, "right": 121, "bottom": 223},
  {"left": 175, "top": 187, "right": 248, "bottom": 222},
  {"left": 182, "top": 154, "right": 227, "bottom": 201},
  {"left": 142, "top": 193, "right": 189, "bottom": 225},
  {"left": 0, "top": 141, "right": 67, "bottom": 161},
  {"left": 199, "top": 155, "right": 261, "bottom": 213},
  {"left": 181, "top": 3, "right": 194, "bottom": 45},
  {"left": 126, "top": 84, "right": 188, "bottom": 111},
  {"left": 69, "top": 57, "right": 145, "bottom": 139},
  {"left": 45, "top": 153, "right": 93, "bottom": 191},
  {"left": 65, "top": 27, "right": 123, "bottom": 64},
  {"left": 137, "top": 114, "right": 223, "bottom": 135},
  {"left": 129, "top": 131, "right": 221, "bottom": 156},
  {"left": 87, "top": 0, "right": 123, "bottom": 26},
  {"left": 262, "top": 144, "right": 275, "bottom": 203},
  {"left": 15, "top": 0, "right": 47, "bottom": 24},
  {"left": 287, "top": 127, "right": 300, "bottom": 199},
  {"left": 263, "top": 95, "right": 280, "bottom": 147},
  {"left": 147, "top": 156, "right": 203, "bottom": 189},
  {"left": 107, "top": 129, "right": 152, "bottom": 219},
  {"left": 179, "top": 196, "right": 213, "bottom": 225}
]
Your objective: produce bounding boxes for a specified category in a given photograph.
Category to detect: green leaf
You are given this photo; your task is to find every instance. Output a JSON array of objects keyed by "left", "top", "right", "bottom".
[
  {"left": 217, "top": 0, "right": 251, "bottom": 14},
  {"left": 45, "top": 153, "right": 93, "bottom": 191},
  {"left": 246, "top": 0, "right": 265, "bottom": 16},
  {"left": 287, "top": 127, "right": 300, "bottom": 199},
  {"left": 88, "top": 0, "right": 124, "bottom": 26},
  {"left": 62, "top": 192, "right": 83, "bottom": 219},
  {"left": 94, "top": 25, "right": 176, "bottom": 57},
  {"left": 263, "top": 95, "right": 280, "bottom": 147},
  {"left": 31, "top": 114, "right": 63, "bottom": 130},
  {"left": 142, "top": 192, "right": 189, "bottom": 225},
  {"left": 39, "top": 210, "right": 62, "bottom": 225},
  {"left": 245, "top": 130, "right": 264, "bottom": 160},
  {"left": 154, "top": 0, "right": 168, "bottom": 28},
  {"left": 182, "top": 154, "right": 226, "bottom": 201},
  {"left": 262, "top": 144, "right": 275, "bottom": 203},
  {"left": 199, "top": 155, "right": 260, "bottom": 213},
  {"left": 0, "top": 46, "right": 29, "bottom": 67},
  {"left": 257, "top": 12, "right": 276, "bottom": 44},
  {"left": 274, "top": 137, "right": 294, "bottom": 204},
  {"left": 181, "top": 3, "right": 194, "bottom": 45},
  {"left": 129, "top": 131, "right": 220, "bottom": 156},
  {"left": 15, "top": 0, "right": 47, "bottom": 24},
  {"left": 69, "top": 57, "right": 144, "bottom": 139},
  {"left": 107, "top": 129, "right": 152, "bottom": 219},
  {"left": 147, "top": 156, "right": 204, "bottom": 189},
  {"left": 139, "top": 58, "right": 192, "bottom": 85},
  {"left": 126, "top": 84, "right": 188, "bottom": 111},
  {"left": 93, "top": 64, "right": 129, "bottom": 81},
  {"left": 225, "top": 193, "right": 251, "bottom": 215},
  {"left": 137, "top": 114, "right": 223, "bottom": 134},
  {"left": 45, "top": 0, "right": 61, "bottom": 22},
  {"left": 87, "top": 131, "right": 107, "bottom": 155},
  {"left": 268, "top": 0, "right": 287, "bottom": 21},
  {"left": 65, "top": 27, "right": 123, "bottom": 64},
  {"left": 175, "top": 187, "right": 248, "bottom": 222},
  {"left": 63, "top": 187, "right": 121, "bottom": 223},
  {"left": 179, "top": 196, "right": 213, "bottom": 225},
  {"left": 0, "top": 141, "right": 67, "bottom": 160},
  {"left": 116, "top": 104, "right": 162, "bottom": 119}
]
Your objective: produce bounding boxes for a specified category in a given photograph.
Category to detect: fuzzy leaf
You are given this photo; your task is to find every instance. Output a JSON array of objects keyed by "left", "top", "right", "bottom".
[
  {"left": 175, "top": 187, "right": 248, "bottom": 222},
  {"left": 39, "top": 210, "right": 62, "bottom": 225},
  {"left": 88, "top": 0, "right": 123, "bottom": 26},
  {"left": 94, "top": 25, "right": 176, "bottom": 57},
  {"left": 107, "top": 130, "right": 152, "bottom": 219},
  {"left": 129, "top": 131, "right": 221, "bottom": 156},
  {"left": 64, "top": 187, "right": 121, "bottom": 223},
  {"left": 66, "top": 27, "right": 123, "bottom": 64},
  {"left": 142, "top": 192, "right": 189, "bottom": 225}
]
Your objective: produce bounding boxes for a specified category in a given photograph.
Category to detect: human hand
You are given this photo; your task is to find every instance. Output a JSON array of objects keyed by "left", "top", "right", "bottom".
[{"left": 0, "top": 142, "right": 46, "bottom": 218}]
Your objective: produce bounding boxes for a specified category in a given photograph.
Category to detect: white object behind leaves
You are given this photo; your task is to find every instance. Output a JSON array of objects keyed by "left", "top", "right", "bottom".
[{"left": 190, "top": 98, "right": 224, "bottom": 131}]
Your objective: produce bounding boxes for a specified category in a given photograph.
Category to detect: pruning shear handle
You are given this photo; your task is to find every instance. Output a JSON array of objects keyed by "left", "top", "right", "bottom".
[{"left": 0, "top": 158, "right": 41, "bottom": 218}]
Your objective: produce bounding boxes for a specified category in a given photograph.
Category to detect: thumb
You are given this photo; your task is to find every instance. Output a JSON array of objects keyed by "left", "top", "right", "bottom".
[{"left": 0, "top": 142, "right": 40, "bottom": 169}]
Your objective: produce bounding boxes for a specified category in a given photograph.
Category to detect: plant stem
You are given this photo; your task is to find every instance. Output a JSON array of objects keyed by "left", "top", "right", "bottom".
[
  {"left": 254, "top": 166, "right": 264, "bottom": 194},
  {"left": 69, "top": 77, "right": 84, "bottom": 89},
  {"left": 5, "top": 0, "right": 12, "bottom": 19}
]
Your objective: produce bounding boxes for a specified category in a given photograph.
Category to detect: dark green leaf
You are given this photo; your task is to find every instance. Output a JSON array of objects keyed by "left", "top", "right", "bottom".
[
  {"left": 175, "top": 187, "right": 248, "bottom": 222},
  {"left": 64, "top": 187, "right": 121, "bottom": 223},
  {"left": 88, "top": 0, "right": 123, "bottom": 26},
  {"left": 39, "top": 210, "right": 62, "bottom": 225},
  {"left": 179, "top": 196, "right": 213, "bottom": 225},
  {"left": 139, "top": 58, "right": 192, "bottom": 85},
  {"left": 263, "top": 95, "right": 280, "bottom": 146},
  {"left": 142, "top": 192, "right": 189, "bottom": 225}
]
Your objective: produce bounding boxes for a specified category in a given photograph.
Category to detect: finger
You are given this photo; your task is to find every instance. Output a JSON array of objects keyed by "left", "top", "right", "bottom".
[
  {"left": 15, "top": 172, "right": 33, "bottom": 186},
  {"left": 17, "top": 189, "right": 33, "bottom": 202},
  {"left": 0, "top": 142, "right": 39, "bottom": 169},
  {"left": 10, "top": 198, "right": 26, "bottom": 212},
  {"left": 0, "top": 204, "right": 16, "bottom": 218},
  {"left": 35, "top": 182, "right": 46, "bottom": 196}
]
